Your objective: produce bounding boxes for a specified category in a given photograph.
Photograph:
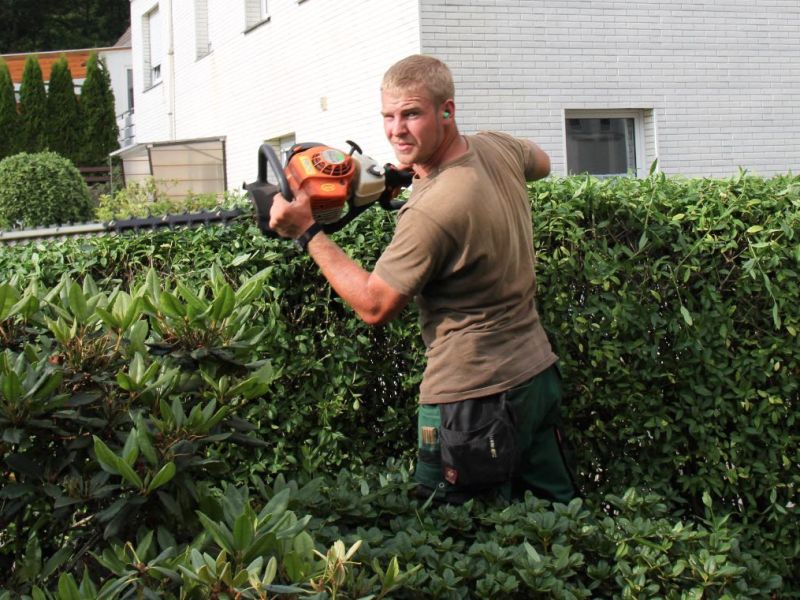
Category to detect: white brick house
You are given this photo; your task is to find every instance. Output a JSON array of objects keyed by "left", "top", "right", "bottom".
[{"left": 122, "top": 0, "right": 800, "bottom": 196}]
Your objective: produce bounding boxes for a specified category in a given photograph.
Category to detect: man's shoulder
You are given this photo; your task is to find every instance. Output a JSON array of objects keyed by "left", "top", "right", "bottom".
[{"left": 471, "top": 131, "right": 529, "bottom": 152}]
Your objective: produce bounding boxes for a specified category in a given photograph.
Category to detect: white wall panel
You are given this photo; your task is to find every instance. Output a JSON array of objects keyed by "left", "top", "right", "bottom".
[
  {"left": 130, "top": 0, "right": 800, "bottom": 182},
  {"left": 130, "top": 0, "right": 421, "bottom": 191}
]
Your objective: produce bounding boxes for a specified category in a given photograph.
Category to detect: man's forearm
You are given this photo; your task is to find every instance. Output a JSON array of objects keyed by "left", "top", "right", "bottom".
[{"left": 305, "top": 233, "right": 403, "bottom": 326}]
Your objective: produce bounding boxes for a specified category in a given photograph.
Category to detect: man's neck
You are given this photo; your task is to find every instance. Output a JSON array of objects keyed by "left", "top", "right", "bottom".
[{"left": 414, "top": 132, "right": 468, "bottom": 178}]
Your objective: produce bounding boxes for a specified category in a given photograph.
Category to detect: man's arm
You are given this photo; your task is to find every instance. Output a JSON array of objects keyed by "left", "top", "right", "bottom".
[
  {"left": 526, "top": 141, "right": 551, "bottom": 181},
  {"left": 269, "top": 191, "right": 410, "bottom": 326}
]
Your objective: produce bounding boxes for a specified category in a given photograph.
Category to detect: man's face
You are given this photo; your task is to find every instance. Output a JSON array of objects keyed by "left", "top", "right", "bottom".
[{"left": 381, "top": 87, "right": 444, "bottom": 167}]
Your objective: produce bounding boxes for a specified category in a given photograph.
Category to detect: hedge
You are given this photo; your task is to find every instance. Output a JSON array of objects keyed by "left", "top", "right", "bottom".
[
  {"left": 0, "top": 152, "right": 93, "bottom": 228},
  {"left": 0, "top": 172, "right": 797, "bottom": 596}
]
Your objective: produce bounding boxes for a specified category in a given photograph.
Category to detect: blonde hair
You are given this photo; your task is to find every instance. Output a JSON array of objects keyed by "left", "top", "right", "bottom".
[{"left": 381, "top": 54, "right": 455, "bottom": 106}]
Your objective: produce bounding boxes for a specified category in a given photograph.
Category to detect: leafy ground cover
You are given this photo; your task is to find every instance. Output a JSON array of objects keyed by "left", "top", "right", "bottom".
[{"left": 0, "top": 171, "right": 797, "bottom": 597}]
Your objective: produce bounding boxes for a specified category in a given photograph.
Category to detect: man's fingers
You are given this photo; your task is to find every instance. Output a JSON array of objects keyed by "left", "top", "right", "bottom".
[
  {"left": 268, "top": 190, "right": 315, "bottom": 239},
  {"left": 268, "top": 193, "right": 290, "bottom": 231}
]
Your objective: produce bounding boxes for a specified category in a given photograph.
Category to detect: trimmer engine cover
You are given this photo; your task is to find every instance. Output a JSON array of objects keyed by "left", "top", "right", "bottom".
[{"left": 284, "top": 145, "right": 356, "bottom": 224}]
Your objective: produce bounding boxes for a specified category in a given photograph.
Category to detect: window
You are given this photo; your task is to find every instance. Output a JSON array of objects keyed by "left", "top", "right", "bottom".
[
  {"left": 126, "top": 68, "right": 134, "bottom": 110},
  {"left": 565, "top": 110, "right": 644, "bottom": 177},
  {"left": 195, "top": 0, "right": 211, "bottom": 59},
  {"left": 266, "top": 134, "right": 296, "bottom": 166},
  {"left": 143, "top": 5, "right": 163, "bottom": 88},
  {"left": 245, "top": 0, "right": 270, "bottom": 30}
]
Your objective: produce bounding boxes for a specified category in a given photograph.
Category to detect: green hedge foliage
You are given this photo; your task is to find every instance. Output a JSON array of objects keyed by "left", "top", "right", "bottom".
[
  {"left": 0, "top": 152, "right": 93, "bottom": 228},
  {"left": 0, "top": 171, "right": 797, "bottom": 596},
  {"left": 531, "top": 172, "right": 799, "bottom": 584}
]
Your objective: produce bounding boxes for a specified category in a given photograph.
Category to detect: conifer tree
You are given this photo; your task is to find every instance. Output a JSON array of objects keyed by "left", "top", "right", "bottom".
[
  {"left": 18, "top": 55, "right": 48, "bottom": 152},
  {"left": 0, "top": 59, "right": 20, "bottom": 159},
  {"left": 80, "top": 53, "right": 119, "bottom": 165},
  {"left": 46, "top": 56, "right": 82, "bottom": 163}
]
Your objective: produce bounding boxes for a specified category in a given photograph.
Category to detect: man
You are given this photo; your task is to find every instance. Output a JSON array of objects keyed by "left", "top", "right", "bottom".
[{"left": 269, "top": 54, "right": 577, "bottom": 504}]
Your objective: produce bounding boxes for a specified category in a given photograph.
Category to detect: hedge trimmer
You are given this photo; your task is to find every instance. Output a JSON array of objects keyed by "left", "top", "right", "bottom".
[{"left": 0, "top": 141, "right": 412, "bottom": 245}]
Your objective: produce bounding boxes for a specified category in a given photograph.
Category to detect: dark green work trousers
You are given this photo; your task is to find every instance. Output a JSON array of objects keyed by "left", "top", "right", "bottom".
[{"left": 414, "top": 364, "right": 578, "bottom": 504}]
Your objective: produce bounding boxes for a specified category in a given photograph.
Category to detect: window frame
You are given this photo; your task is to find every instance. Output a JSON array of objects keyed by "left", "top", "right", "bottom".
[
  {"left": 143, "top": 4, "right": 163, "bottom": 90},
  {"left": 562, "top": 109, "right": 646, "bottom": 178},
  {"left": 195, "top": 0, "right": 212, "bottom": 60},
  {"left": 244, "top": 0, "right": 270, "bottom": 32},
  {"left": 265, "top": 134, "right": 297, "bottom": 167}
]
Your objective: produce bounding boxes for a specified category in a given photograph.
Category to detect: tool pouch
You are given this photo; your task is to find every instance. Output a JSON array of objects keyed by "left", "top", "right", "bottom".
[{"left": 438, "top": 393, "right": 518, "bottom": 488}]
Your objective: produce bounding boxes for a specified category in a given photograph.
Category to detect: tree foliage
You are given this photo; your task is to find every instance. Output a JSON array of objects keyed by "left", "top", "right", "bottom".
[
  {"left": 45, "top": 56, "right": 81, "bottom": 163},
  {"left": 0, "top": 0, "right": 130, "bottom": 54},
  {"left": 80, "top": 53, "right": 119, "bottom": 166},
  {"left": 0, "top": 59, "right": 19, "bottom": 159},
  {"left": 17, "top": 56, "right": 48, "bottom": 153}
]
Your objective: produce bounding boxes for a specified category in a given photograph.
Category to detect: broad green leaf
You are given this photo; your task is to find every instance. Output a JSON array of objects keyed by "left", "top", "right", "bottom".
[
  {"left": 158, "top": 292, "right": 184, "bottom": 319},
  {"left": 147, "top": 462, "right": 176, "bottom": 494},
  {"left": 135, "top": 416, "right": 159, "bottom": 466},
  {"left": 230, "top": 253, "right": 251, "bottom": 267},
  {"left": 11, "top": 291, "right": 40, "bottom": 320},
  {"left": 197, "top": 512, "right": 235, "bottom": 554},
  {"left": 95, "top": 306, "right": 118, "bottom": 329},
  {"left": 145, "top": 268, "right": 161, "bottom": 303},
  {"left": 129, "top": 353, "right": 145, "bottom": 384},
  {"left": 122, "top": 428, "right": 140, "bottom": 466},
  {"left": 233, "top": 512, "right": 255, "bottom": 551},
  {"left": 93, "top": 436, "right": 120, "bottom": 475},
  {"left": 177, "top": 283, "right": 207, "bottom": 315},
  {"left": 210, "top": 284, "right": 235, "bottom": 323},
  {"left": 263, "top": 556, "right": 277, "bottom": 585},
  {"left": 120, "top": 296, "right": 143, "bottom": 331},
  {"left": 235, "top": 270, "right": 268, "bottom": 304},
  {"left": 42, "top": 546, "right": 71, "bottom": 579},
  {"left": 258, "top": 487, "right": 291, "bottom": 524},
  {"left": 67, "top": 281, "right": 90, "bottom": 323},
  {"left": 116, "top": 372, "right": 134, "bottom": 391},
  {"left": 115, "top": 456, "right": 144, "bottom": 490},
  {"left": 1, "top": 369, "right": 23, "bottom": 403},
  {"left": 0, "top": 283, "right": 20, "bottom": 319},
  {"left": 57, "top": 573, "right": 81, "bottom": 600},
  {"left": 135, "top": 530, "right": 154, "bottom": 562}
]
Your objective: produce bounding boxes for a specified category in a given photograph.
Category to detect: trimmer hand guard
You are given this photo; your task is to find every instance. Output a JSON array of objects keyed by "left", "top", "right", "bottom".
[{"left": 244, "top": 179, "right": 281, "bottom": 238}]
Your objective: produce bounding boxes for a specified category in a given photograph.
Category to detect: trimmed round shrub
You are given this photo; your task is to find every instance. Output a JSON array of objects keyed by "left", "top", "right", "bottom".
[{"left": 0, "top": 151, "right": 93, "bottom": 228}]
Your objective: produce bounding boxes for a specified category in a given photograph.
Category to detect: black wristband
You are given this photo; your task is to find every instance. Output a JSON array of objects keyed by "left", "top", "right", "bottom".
[{"left": 294, "top": 222, "right": 323, "bottom": 251}]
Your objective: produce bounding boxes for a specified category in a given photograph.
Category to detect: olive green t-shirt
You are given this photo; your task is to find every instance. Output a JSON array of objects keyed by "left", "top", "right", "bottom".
[{"left": 374, "top": 131, "right": 556, "bottom": 404}]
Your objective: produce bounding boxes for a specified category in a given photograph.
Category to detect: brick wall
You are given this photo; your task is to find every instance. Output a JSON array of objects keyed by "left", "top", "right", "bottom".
[{"left": 420, "top": 0, "right": 800, "bottom": 177}]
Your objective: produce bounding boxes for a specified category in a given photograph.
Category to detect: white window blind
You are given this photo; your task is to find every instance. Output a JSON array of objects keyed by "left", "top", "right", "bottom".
[{"left": 148, "top": 6, "right": 163, "bottom": 85}]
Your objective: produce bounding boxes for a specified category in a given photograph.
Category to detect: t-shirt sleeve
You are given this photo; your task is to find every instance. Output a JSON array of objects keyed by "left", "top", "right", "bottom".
[
  {"left": 374, "top": 207, "right": 453, "bottom": 297},
  {"left": 520, "top": 139, "right": 541, "bottom": 181},
  {"left": 479, "top": 131, "right": 539, "bottom": 181}
]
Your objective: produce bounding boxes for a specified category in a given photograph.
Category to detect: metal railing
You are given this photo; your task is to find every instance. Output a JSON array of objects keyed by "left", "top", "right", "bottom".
[{"left": 116, "top": 109, "right": 136, "bottom": 148}]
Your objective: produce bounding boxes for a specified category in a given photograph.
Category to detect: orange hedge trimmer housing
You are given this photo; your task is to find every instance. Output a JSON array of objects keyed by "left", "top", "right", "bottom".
[{"left": 245, "top": 141, "right": 412, "bottom": 237}]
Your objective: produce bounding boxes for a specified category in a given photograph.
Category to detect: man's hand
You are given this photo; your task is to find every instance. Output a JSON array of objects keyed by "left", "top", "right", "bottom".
[
  {"left": 269, "top": 188, "right": 316, "bottom": 239},
  {"left": 269, "top": 183, "right": 410, "bottom": 326}
]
